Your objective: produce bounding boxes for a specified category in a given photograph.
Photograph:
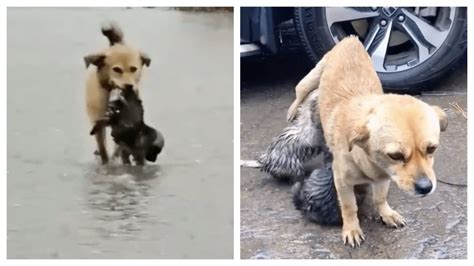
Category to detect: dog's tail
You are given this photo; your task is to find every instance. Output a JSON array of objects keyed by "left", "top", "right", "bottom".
[
  {"left": 101, "top": 22, "right": 124, "bottom": 46},
  {"left": 258, "top": 89, "right": 325, "bottom": 181}
]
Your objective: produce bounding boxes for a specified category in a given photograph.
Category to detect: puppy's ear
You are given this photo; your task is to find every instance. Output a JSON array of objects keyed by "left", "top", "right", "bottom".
[
  {"left": 348, "top": 123, "right": 370, "bottom": 152},
  {"left": 140, "top": 53, "right": 151, "bottom": 67},
  {"left": 431, "top": 105, "right": 448, "bottom": 132},
  {"left": 84, "top": 53, "right": 106, "bottom": 68}
]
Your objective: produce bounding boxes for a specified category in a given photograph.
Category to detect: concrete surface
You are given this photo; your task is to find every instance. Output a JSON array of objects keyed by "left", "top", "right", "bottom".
[
  {"left": 240, "top": 54, "right": 467, "bottom": 259},
  {"left": 8, "top": 7, "right": 233, "bottom": 259}
]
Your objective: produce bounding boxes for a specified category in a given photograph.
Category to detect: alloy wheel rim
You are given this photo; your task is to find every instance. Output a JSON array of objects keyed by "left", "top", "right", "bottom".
[{"left": 324, "top": 7, "right": 456, "bottom": 73}]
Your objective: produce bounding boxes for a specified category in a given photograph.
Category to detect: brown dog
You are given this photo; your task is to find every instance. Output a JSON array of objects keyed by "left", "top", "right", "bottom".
[
  {"left": 84, "top": 23, "right": 151, "bottom": 164},
  {"left": 288, "top": 36, "right": 448, "bottom": 247}
]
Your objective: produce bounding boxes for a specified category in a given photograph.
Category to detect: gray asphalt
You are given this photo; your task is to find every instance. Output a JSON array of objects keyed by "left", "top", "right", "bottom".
[
  {"left": 240, "top": 54, "right": 467, "bottom": 259},
  {"left": 7, "top": 7, "right": 233, "bottom": 259}
]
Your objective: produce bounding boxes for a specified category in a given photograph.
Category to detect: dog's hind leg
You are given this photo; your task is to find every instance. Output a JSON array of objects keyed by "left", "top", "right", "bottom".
[
  {"left": 94, "top": 127, "right": 108, "bottom": 164},
  {"left": 287, "top": 55, "right": 326, "bottom": 122},
  {"left": 259, "top": 90, "right": 325, "bottom": 181}
]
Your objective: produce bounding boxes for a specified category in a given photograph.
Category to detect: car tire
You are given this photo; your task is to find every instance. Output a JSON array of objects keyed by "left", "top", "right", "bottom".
[{"left": 294, "top": 7, "right": 467, "bottom": 92}]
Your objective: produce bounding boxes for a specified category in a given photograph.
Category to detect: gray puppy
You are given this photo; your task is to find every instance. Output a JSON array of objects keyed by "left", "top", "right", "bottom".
[{"left": 258, "top": 90, "right": 324, "bottom": 181}]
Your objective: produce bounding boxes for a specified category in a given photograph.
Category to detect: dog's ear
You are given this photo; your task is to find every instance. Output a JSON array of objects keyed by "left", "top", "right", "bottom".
[
  {"left": 145, "top": 146, "right": 161, "bottom": 162},
  {"left": 84, "top": 53, "right": 106, "bottom": 68},
  {"left": 431, "top": 105, "right": 448, "bottom": 132},
  {"left": 348, "top": 122, "right": 370, "bottom": 152},
  {"left": 140, "top": 53, "right": 151, "bottom": 67}
]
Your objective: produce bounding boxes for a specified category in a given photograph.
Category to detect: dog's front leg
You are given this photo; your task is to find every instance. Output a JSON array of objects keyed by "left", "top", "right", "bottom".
[
  {"left": 334, "top": 171, "right": 365, "bottom": 247},
  {"left": 94, "top": 127, "right": 108, "bottom": 164},
  {"left": 372, "top": 180, "right": 406, "bottom": 228}
]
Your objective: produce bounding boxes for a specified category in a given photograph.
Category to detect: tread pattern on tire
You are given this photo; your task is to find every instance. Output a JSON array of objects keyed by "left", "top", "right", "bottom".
[{"left": 293, "top": 7, "right": 467, "bottom": 91}]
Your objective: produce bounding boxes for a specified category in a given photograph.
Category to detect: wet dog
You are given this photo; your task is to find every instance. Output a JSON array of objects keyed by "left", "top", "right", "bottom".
[
  {"left": 261, "top": 36, "right": 448, "bottom": 247},
  {"left": 90, "top": 88, "right": 164, "bottom": 165},
  {"left": 84, "top": 22, "right": 151, "bottom": 164}
]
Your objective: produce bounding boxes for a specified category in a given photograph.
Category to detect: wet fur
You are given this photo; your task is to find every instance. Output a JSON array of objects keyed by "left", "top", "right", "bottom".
[
  {"left": 262, "top": 36, "right": 448, "bottom": 247},
  {"left": 90, "top": 88, "right": 164, "bottom": 165},
  {"left": 291, "top": 139, "right": 367, "bottom": 226},
  {"left": 264, "top": 90, "right": 360, "bottom": 226},
  {"left": 259, "top": 90, "right": 325, "bottom": 180},
  {"left": 290, "top": 123, "right": 341, "bottom": 225},
  {"left": 84, "top": 22, "right": 151, "bottom": 164}
]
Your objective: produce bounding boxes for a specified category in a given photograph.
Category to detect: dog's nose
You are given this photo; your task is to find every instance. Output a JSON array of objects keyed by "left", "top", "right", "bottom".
[
  {"left": 124, "top": 84, "right": 134, "bottom": 90},
  {"left": 414, "top": 176, "right": 433, "bottom": 195}
]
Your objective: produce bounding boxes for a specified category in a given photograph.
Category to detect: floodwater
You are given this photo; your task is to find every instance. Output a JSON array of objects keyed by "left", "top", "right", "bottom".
[{"left": 7, "top": 7, "right": 233, "bottom": 259}]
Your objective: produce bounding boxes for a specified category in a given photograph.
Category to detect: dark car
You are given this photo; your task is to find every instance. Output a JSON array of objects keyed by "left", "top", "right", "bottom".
[{"left": 241, "top": 7, "right": 467, "bottom": 92}]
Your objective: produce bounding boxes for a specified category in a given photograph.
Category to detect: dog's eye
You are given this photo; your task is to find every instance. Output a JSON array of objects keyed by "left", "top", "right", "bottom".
[
  {"left": 130, "top": 66, "right": 137, "bottom": 73},
  {"left": 387, "top": 152, "right": 404, "bottom": 162},
  {"left": 112, "top": 67, "right": 123, "bottom": 74},
  {"left": 426, "top": 146, "right": 437, "bottom": 154}
]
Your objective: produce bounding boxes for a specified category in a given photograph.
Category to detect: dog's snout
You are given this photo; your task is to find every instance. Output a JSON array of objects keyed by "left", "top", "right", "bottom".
[
  {"left": 124, "top": 84, "right": 134, "bottom": 90},
  {"left": 414, "top": 176, "right": 433, "bottom": 195}
]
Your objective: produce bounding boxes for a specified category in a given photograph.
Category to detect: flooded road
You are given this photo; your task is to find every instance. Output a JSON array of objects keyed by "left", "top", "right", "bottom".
[{"left": 7, "top": 7, "right": 233, "bottom": 258}]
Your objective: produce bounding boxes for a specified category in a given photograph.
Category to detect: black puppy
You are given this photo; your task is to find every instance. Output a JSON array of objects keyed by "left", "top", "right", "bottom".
[
  {"left": 291, "top": 145, "right": 342, "bottom": 225},
  {"left": 90, "top": 88, "right": 164, "bottom": 165},
  {"left": 292, "top": 150, "right": 367, "bottom": 226}
]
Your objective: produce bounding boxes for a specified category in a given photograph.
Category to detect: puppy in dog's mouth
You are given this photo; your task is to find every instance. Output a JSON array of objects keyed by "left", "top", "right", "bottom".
[{"left": 90, "top": 87, "right": 164, "bottom": 165}]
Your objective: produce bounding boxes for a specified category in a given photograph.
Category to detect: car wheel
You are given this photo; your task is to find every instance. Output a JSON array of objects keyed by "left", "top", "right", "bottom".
[{"left": 294, "top": 7, "right": 467, "bottom": 92}]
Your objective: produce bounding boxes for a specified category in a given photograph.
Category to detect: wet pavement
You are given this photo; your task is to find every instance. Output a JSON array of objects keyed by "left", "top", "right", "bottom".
[
  {"left": 240, "top": 54, "right": 467, "bottom": 259},
  {"left": 7, "top": 7, "right": 233, "bottom": 259}
]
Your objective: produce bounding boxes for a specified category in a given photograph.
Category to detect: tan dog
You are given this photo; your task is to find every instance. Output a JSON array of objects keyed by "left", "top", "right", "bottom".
[
  {"left": 84, "top": 23, "right": 151, "bottom": 164},
  {"left": 288, "top": 36, "right": 448, "bottom": 247}
]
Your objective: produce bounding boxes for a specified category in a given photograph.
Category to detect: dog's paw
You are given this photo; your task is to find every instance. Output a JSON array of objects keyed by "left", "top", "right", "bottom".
[
  {"left": 342, "top": 225, "right": 365, "bottom": 248},
  {"left": 380, "top": 210, "right": 406, "bottom": 228}
]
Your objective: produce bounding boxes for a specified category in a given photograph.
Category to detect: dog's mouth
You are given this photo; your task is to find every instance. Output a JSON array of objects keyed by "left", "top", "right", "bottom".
[{"left": 109, "top": 88, "right": 126, "bottom": 103}]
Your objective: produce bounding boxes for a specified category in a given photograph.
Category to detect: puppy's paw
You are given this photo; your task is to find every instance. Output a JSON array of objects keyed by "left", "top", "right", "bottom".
[
  {"left": 380, "top": 210, "right": 406, "bottom": 228},
  {"left": 342, "top": 225, "right": 365, "bottom": 248}
]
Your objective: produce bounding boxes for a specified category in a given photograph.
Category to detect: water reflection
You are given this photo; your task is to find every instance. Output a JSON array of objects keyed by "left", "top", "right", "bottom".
[{"left": 85, "top": 163, "right": 161, "bottom": 238}]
